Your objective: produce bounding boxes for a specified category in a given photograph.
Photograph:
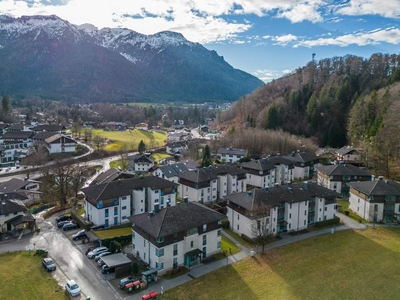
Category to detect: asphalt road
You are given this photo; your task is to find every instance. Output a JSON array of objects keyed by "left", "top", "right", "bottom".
[{"left": 1, "top": 211, "right": 120, "bottom": 300}]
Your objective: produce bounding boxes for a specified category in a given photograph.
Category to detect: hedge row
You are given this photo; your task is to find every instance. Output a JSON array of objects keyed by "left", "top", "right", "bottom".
[
  {"left": 315, "top": 216, "right": 341, "bottom": 227},
  {"left": 101, "top": 235, "right": 132, "bottom": 248}
]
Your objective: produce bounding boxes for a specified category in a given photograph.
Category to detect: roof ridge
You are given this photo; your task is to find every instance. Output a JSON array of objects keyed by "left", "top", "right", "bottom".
[{"left": 157, "top": 208, "right": 168, "bottom": 237}]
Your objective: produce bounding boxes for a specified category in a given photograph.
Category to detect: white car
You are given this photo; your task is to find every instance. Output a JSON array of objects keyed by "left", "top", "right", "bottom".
[
  {"left": 65, "top": 280, "right": 81, "bottom": 297},
  {"left": 87, "top": 246, "right": 108, "bottom": 259}
]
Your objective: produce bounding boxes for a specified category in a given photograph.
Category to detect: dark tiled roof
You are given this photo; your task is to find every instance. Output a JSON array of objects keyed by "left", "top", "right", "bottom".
[
  {"left": 158, "top": 163, "right": 189, "bottom": 178},
  {"left": 8, "top": 214, "right": 35, "bottom": 226},
  {"left": 32, "top": 131, "right": 57, "bottom": 140},
  {"left": 0, "top": 123, "right": 8, "bottom": 129},
  {"left": 210, "top": 164, "right": 247, "bottom": 176},
  {"left": 82, "top": 176, "right": 178, "bottom": 201},
  {"left": 128, "top": 202, "right": 225, "bottom": 238},
  {"left": 129, "top": 154, "right": 154, "bottom": 163},
  {"left": 179, "top": 168, "right": 219, "bottom": 183},
  {"left": 166, "top": 142, "right": 185, "bottom": 148},
  {"left": 317, "top": 164, "right": 371, "bottom": 176},
  {"left": 183, "top": 160, "right": 200, "bottom": 170},
  {"left": 2, "top": 131, "right": 34, "bottom": 139},
  {"left": 240, "top": 156, "right": 294, "bottom": 171},
  {"left": 348, "top": 179, "right": 400, "bottom": 196},
  {"left": 90, "top": 168, "right": 135, "bottom": 186},
  {"left": 7, "top": 124, "right": 24, "bottom": 131},
  {"left": 0, "top": 199, "right": 27, "bottom": 215},
  {"left": 335, "top": 146, "right": 363, "bottom": 155},
  {"left": 32, "top": 124, "right": 65, "bottom": 132},
  {"left": 44, "top": 134, "right": 76, "bottom": 144},
  {"left": 218, "top": 148, "right": 247, "bottom": 156},
  {"left": 225, "top": 182, "right": 338, "bottom": 211},
  {"left": 0, "top": 178, "right": 39, "bottom": 193},
  {"left": 283, "top": 151, "right": 319, "bottom": 163}
]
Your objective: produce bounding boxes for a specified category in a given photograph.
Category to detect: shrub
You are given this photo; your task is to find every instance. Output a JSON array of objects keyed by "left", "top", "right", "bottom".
[
  {"left": 345, "top": 210, "right": 350, "bottom": 216},
  {"left": 131, "top": 261, "right": 139, "bottom": 275},
  {"left": 109, "top": 240, "right": 122, "bottom": 253},
  {"left": 102, "top": 235, "right": 132, "bottom": 248},
  {"left": 221, "top": 218, "right": 230, "bottom": 229}
]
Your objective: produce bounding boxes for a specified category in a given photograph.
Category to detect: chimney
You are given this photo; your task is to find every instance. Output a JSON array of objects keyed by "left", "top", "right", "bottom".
[
  {"left": 148, "top": 211, "right": 154, "bottom": 217},
  {"left": 303, "top": 181, "right": 308, "bottom": 190},
  {"left": 183, "top": 196, "right": 189, "bottom": 204}
]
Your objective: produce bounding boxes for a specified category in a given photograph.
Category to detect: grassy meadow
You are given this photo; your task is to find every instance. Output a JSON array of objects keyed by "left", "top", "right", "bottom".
[
  {"left": 161, "top": 228, "right": 400, "bottom": 300},
  {"left": 90, "top": 129, "right": 167, "bottom": 152},
  {"left": 0, "top": 252, "right": 69, "bottom": 300}
]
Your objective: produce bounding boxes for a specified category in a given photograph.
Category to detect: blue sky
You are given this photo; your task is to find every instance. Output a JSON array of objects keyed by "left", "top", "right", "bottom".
[{"left": 1, "top": 0, "right": 400, "bottom": 82}]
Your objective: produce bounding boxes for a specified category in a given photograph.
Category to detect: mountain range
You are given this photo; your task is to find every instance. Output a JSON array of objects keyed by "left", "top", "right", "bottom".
[{"left": 0, "top": 15, "right": 263, "bottom": 103}]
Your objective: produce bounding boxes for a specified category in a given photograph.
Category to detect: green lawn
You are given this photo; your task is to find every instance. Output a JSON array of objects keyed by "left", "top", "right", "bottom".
[
  {"left": 0, "top": 252, "right": 69, "bottom": 300},
  {"left": 214, "top": 235, "right": 241, "bottom": 259},
  {"left": 223, "top": 228, "right": 255, "bottom": 248},
  {"left": 93, "top": 227, "right": 132, "bottom": 239},
  {"left": 337, "top": 199, "right": 368, "bottom": 223},
  {"left": 90, "top": 129, "right": 167, "bottom": 152},
  {"left": 161, "top": 228, "right": 400, "bottom": 300},
  {"left": 152, "top": 153, "right": 172, "bottom": 163}
]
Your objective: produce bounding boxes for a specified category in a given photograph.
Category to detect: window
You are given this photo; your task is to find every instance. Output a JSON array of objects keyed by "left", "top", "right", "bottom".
[
  {"left": 289, "top": 224, "right": 291, "bottom": 229},
  {"left": 290, "top": 204, "right": 292, "bottom": 209},
  {"left": 190, "top": 241, "right": 194, "bottom": 248},
  {"left": 132, "top": 244, "right": 135, "bottom": 251},
  {"left": 217, "top": 229, "right": 221, "bottom": 237},
  {"left": 237, "top": 214, "right": 240, "bottom": 220},
  {"left": 114, "top": 207, "right": 118, "bottom": 215},
  {"left": 173, "top": 244, "right": 178, "bottom": 256},
  {"left": 143, "top": 239, "right": 146, "bottom": 247},
  {"left": 105, "top": 208, "right": 109, "bottom": 218},
  {"left": 156, "top": 237, "right": 164, "bottom": 243},
  {"left": 218, "top": 220, "right": 222, "bottom": 225},
  {"left": 386, "top": 196, "right": 396, "bottom": 202},
  {"left": 237, "top": 224, "right": 239, "bottom": 230},
  {"left": 304, "top": 220, "right": 306, "bottom": 225},
  {"left": 289, "top": 213, "right": 291, "bottom": 219},
  {"left": 203, "top": 235, "right": 207, "bottom": 246},
  {"left": 324, "top": 207, "right": 327, "bottom": 211},
  {"left": 304, "top": 210, "right": 307, "bottom": 216},
  {"left": 186, "top": 227, "right": 198, "bottom": 236},
  {"left": 358, "top": 198, "right": 360, "bottom": 203},
  {"left": 156, "top": 262, "right": 164, "bottom": 270},
  {"left": 122, "top": 196, "right": 127, "bottom": 200},
  {"left": 122, "top": 206, "right": 127, "bottom": 210},
  {"left": 203, "top": 224, "right": 207, "bottom": 232},
  {"left": 217, "top": 241, "right": 221, "bottom": 249},
  {"left": 155, "top": 190, "right": 159, "bottom": 194},
  {"left": 324, "top": 216, "right": 327, "bottom": 220},
  {"left": 155, "top": 248, "right": 164, "bottom": 257}
]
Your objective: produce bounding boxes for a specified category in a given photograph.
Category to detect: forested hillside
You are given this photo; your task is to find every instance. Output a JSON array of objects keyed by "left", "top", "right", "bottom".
[
  {"left": 218, "top": 53, "right": 400, "bottom": 147},
  {"left": 217, "top": 53, "right": 400, "bottom": 177}
]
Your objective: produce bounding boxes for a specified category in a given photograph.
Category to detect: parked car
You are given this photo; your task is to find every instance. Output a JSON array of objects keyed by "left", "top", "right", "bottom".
[
  {"left": 94, "top": 251, "right": 112, "bottom": 262},
  {"left": 57, "top": 220, "right": 72, "bottom": 228},
  {"left": 56, "top": 215, "right": 71, "bottom": 223},
  {"left": 72, "top": 230, "right": 87, "bottom": 241},
  {"left": 65, "top": 280, "right": 81, "bottom": 297},
  {"left": 87, "top": 246, "right": 108, "bottom": 259},
  {"left": 62, "top": 222, "right": 79, "bottom": 231},
  {"left": 42, "top": 257, "right": 56, "bottom": 272},
  {"left": 101, "top": 264, "right": 116, "bottom": 274},
  {"left": 97, "top": 258, "right": 106, "bottom": 267},
  {"left": 119, "top": 276, "right": 138, "bottom": 289}
]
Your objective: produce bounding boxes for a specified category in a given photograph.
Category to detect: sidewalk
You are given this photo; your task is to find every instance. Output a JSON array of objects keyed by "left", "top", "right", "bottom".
[{"left": 335, "top": 211, "right": 367, "bottom": 230}]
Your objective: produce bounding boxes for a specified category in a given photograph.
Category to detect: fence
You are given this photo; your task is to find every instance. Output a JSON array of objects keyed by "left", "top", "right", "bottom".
[{"left": 30, "top": 202, "right": 57, "bottom": 214}]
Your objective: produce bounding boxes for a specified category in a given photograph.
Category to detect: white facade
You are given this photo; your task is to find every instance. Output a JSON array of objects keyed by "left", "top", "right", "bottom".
[
  {"left": 317, "top": 176, "right": 343, "bottom": 194},
  {"left": 220, "top": 153, "right": 243, "bottom": 163},
  {"left": 47, "top": 140, "right": 76, "bottom": 154},
  {"left": 132, "top": 227, "right": 222, "bottom": 275},
  {"left": 348, "top": 194, "right": 392, "bottom": 222},
  {"left": 0, "top": 211, "right": 24, "bottom": 232},
  {"left": 246, "top": 172, "right": 274, "bottom": 189},
  {"left": 181, "top": 180, "right": 218, "bottom": 203}
]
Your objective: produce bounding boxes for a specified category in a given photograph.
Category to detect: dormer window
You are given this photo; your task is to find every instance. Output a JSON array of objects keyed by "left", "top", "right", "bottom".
[{"left": 156, "top": 237, "right": 164, "bottom": 243}]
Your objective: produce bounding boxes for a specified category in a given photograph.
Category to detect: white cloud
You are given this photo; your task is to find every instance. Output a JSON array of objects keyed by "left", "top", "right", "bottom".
[
  {"left": 294, "top": 27, "right": 400, "bottom": 48},
  {"left": 253, "top": 69, "right": 290, "bottom": 82},
  {"left": 275, "top": 34, "right": 297, "bottom": 43},
  {"left": 336, "top": 0, "right": 400, "bottom": 19},
  {"left": 0, "top": 0, "right": 327, "bottom": 44}
]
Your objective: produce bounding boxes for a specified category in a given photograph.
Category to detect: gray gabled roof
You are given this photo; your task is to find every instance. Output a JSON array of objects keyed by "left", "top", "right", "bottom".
[
  {"left": 32, "top": 131, "right": 57, "bottom": 140},
  {"left": 129, "top": 154, "right": 154, "bottom": 163},
  {"left": 33, "top": 124, "right": 65, "bottom": 132},
  {"left": 158, "top": 163, "right": 189, "bottom": 178},
  {"left": 348, "top": 179, "right": 400, "bottom": 196},
  {"left": 317, "top": 164, "right": 371, "bottom": 176},
  {"left": 81, "top": 176, "right": 178, "bottom": 202},
  {"left": 335, "top": 146, "right": 363, "bottom": 155},
  {"left": 0, "top": 199, "right": 27, "bottom": 215},
  {"left": 218, "top": 148, "right": 247, "bottom": 156},
  {"left": 129, "top": 202, "right": 225, "bottom": 238},
  {"left": 225, "top": 182, "right": 338, "bottom": 212},
  {"left": 179, "top": 168, "right": 219, "bottom": 183},
  {"left": 240, "top": 156, "right": 294, "bottom": 171},
  {"left": 90, "top": 168, "right": 135, "bottom": 186},
  {"left": 283, "top": 151, "right": 319, "bottom": 163},
  {"left": 2, "top": 131, "right": 34, "bottom": 139},
  {"left": 0, "top": 178, "right": 40, "bottom": 193}
]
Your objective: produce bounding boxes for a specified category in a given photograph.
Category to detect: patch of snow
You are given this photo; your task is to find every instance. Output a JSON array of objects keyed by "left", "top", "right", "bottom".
[{"left": 119, "top": 52, "right": 138, "bottom": 63}]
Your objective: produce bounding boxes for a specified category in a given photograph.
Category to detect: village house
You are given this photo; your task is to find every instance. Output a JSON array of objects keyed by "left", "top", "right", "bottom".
[
  {"left": 135, "top": 123, "right": 149, "bottom": 131},
  {"left": 166, "top": 142, "right": 187, "bottom": 155},
  {"left": 153, "top": 163, "right": 189, "bottom": 184},
  {"left": 218, "top": 148, "right": 247, "bottom": 163},
  {"left": 0, "top": 178, "right": 41, "bottom": 205},
  {"left": 225, "top": 181, "right": 338, "bottom": 238},
  {"left": 81, "top": 176, "right": 178, "bottom": 228},
  {"left": 128, "top": 154, "right": 155, "bottom": 173},
  {"left": 317, "top": 163, "right": 372, "bottom": 197},
  {"left": 0, "top": 198, "right": 35, "bottom": 234},
  {"left": 105, "top": 122, "right": 127, "bottom": 131},
  {"left": 335, "top": 146, "right": 363, "bottom": 164},
  {"left": 283, "top": 150, "right": 320, "bottom": 180},
  {"left": 240, "top": 156, "right": 295, "bottom": 189},
  {"left": 128, "top": 201, "right": 225, "bottom": 274},
  {"left": 348, "top": 177, "right": 400, "bottom": 223}
]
